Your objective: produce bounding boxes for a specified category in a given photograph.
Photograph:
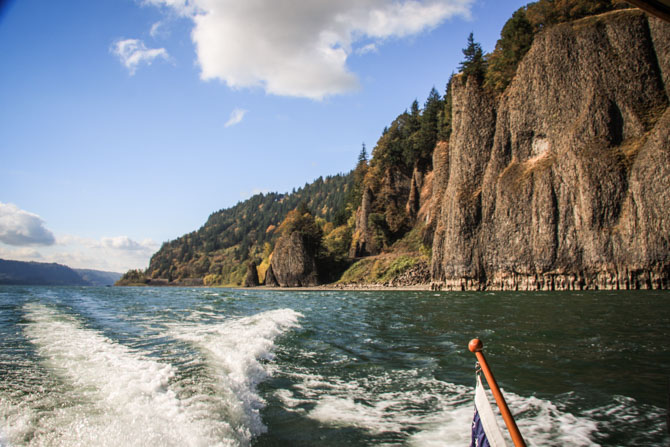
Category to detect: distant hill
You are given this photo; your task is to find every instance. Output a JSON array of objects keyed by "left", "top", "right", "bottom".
[
  {"left": 0, "top": 259, "right": 121, "bottom": 286},
  {"left": 73, "top": 269, "right": 122, "bottom": 286}
]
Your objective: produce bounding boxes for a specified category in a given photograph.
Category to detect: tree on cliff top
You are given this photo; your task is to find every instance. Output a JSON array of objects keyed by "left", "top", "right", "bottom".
[{"left": 459, "top": 32, "right": 486, "bottom": 82}]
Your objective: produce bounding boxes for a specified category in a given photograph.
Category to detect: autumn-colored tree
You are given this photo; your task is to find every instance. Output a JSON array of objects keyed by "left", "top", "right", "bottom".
[{"left": 485, "top": 8, "right": 534, "bottom": 93}]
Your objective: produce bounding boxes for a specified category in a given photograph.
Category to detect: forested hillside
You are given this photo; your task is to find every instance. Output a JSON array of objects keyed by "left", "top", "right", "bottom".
[{"left": 141, "top": 173, "right": 353, "bottom": 285}]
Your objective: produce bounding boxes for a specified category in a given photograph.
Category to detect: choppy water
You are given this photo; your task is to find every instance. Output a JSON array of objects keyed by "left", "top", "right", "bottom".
[{"left": 0, "top": 286, "right": 668, "bottom": 446}]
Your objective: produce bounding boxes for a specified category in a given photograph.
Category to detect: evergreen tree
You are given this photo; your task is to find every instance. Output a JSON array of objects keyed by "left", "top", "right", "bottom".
[
  {"left": 459, "top": 32, "right": 487, "bottom": 81},
  {"left": 408, "top": 100, "right": 421, "bottom": 134},
  {"left": 358, "top": 143, "right": 368, "bottom": 164},
  {"left": 417, "top": 87, "right": 442, "bottom": 166},
  {"left": 438, "top": 74, "right": 454, "bottom": 141}
]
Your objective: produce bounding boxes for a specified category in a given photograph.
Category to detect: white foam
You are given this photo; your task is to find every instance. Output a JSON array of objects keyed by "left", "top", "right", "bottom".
[
  {"left": 168, "top": 308, "right": 303, "bottom": 441},
  {"left": 11, "top": 303, "right": 238, "bottom": 446},
  {"left": 277, "top": 368, "right": 476, "bottom": 443},
  {"left": 276, "top": 364, "right": 607, "bottom": 446},
  {"left": 2, "top": 304, "right": 301, "bottom": 447}
]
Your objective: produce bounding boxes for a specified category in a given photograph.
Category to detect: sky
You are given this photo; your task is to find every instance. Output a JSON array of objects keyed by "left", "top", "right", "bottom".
[{"left": 0, "top": 0, "right": 529, "bottom": 273}]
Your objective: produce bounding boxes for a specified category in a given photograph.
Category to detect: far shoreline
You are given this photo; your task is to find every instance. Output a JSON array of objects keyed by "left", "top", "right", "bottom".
[
  {"left": 114, "top": 280, "right": 432, "bottom": 291},
  {"left": 238, "top": 284, "right": 433, "bottom": 292}
]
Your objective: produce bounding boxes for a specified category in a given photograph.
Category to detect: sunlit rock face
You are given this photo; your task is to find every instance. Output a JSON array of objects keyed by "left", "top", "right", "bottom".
[
  {"left": 431, "top": 10, "right": 670, "bottom": 291},
  {"left": 271, "top": 231, "right": 320, "bottom": 287}
]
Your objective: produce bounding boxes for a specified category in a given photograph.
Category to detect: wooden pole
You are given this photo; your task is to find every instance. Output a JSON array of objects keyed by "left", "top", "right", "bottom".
[
  {"left": 469, "top": 338, "right": 527, "bottom": 447},
  {"left": 626, "top": 0, "right": 670, "bottom": 23}
]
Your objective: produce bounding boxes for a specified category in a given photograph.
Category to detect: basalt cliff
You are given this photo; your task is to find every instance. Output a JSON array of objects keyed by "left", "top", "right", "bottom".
[{"left": 429, "top": 10, "right": 670, "bottom": 290}]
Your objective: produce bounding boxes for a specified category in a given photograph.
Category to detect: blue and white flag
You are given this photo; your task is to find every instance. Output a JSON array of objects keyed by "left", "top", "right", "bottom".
[{"left": 471, "top": 374, "right": 507, "bottom": 447}]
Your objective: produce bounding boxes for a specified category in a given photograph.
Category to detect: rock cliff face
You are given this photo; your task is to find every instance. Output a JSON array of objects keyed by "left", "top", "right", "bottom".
[
  {"left": 431, "top": 10, "right": 670, "bottom": 290},
  {"left": 270, "top": 231, "right": 320, "bottom": 287},
  {"left": 243, "top": 261, "right": 259, "bottom": 287},
  {"left": 264, "top": 263, "right": 279, "bottom": 286},
  {"left": 350, "top": 187, "right": 375, "bottom": 257}
]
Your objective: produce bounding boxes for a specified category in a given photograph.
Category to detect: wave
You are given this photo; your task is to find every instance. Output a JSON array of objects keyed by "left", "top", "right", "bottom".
[{"left": 0, "top": 303, "right": 301, "bottom": 447}]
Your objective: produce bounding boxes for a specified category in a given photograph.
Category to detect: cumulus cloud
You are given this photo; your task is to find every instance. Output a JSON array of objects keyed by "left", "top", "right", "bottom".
[
  {"left": 101, "top": 236, "right": 157, "bottom": 252},
  {"left": 146, "top": 0, "right": 472, "bottom": 99},
  {"left": 112, "top": 38, "right": 169, "bottom": 75},
  {"left": 0, "top": 202, "right": 55, "bottom": 246},
  {"left": 224, "top": 108, "right": 247, "bottom": 128}
]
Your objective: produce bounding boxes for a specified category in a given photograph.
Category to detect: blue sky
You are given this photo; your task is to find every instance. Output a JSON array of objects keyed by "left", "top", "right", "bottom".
[{"left": 0, "top": 0, "right": 528, "bottom": 272}]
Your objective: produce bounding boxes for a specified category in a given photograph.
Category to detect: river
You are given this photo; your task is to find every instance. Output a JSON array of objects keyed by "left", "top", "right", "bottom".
[{"left": 0, "top": 286, "right": 668, "bottom": 446}]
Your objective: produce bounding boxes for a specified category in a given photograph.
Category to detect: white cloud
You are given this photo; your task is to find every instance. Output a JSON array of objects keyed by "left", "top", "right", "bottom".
[
  {"left": 101, "top": 236, "right": 157, "bottom": 252},
  {"left": 356, "top": 43, "right": 378, "bottom": 55},
  {"left": 0, "top": 202, "right": 55, "bottom": 246},
  {"left": 0, "top": 246, "right": 43, "bottom": 261},
  {"left": 112, "top": 38, "right": 169, "bottom": 75},
  {"left": 150, "top": 21, "right": 163, "bottom": 38},
  {"left": 146, "top": 0, "right": 473, "bottom": 99},
  {"left": 224, "top": 108, "right": 247, "bottom": 128}
]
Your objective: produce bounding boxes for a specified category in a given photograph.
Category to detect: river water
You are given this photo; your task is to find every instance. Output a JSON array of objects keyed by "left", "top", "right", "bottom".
[{"left": 0, "top": 286, "right": 668, "bottom": 446}]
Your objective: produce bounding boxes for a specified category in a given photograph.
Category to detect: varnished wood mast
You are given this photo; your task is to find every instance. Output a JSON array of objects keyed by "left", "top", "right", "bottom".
[
  {"left": 628, "top": 0, "right": 670, "bottom": 22},
  {"left": 469, "top": 339, "right": 527, "bottom": 447}
]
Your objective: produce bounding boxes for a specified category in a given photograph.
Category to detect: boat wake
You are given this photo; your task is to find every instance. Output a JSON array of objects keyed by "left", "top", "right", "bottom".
[{"left": 0, "top": 303, "right": 302, "bottom": 447}]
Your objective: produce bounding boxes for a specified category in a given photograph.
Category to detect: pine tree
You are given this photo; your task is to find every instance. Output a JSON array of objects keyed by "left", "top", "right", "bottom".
[
  {"left": 414, "top": 87, "right": 442, "bottom": 168},
  {"left": 358, "top": 143, "right": 368, "bottom": 164},
  {"left": 438, "top": 74, "right": 454, "bottom": 141},
  {"left": 408, "top": 100, "right": 421, "bottom": 134},
  {"left": 459, "top": 32, "right": 487, "bottom": 81}
]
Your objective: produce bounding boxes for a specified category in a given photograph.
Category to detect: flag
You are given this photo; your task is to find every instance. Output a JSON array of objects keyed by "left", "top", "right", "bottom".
[{"left": 471, "top": 374, "right": 507, "bottom": 447}]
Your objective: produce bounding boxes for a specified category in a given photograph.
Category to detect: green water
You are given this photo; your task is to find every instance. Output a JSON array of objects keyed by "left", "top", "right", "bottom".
[{"left": 0, "top": 286, "right": 668, "bottom": 446}]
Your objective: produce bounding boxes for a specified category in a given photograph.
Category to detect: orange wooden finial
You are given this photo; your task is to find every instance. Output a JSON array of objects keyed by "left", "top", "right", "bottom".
[
  {"left": 467, "top": 338, "right": 527, "bottom": 447},
  {"left": 468, "top": 338, "right": 483, "bottom": 353}
]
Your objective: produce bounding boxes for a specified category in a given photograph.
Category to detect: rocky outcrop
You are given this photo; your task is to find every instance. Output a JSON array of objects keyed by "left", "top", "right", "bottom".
[
  {"left": 264, "top": 263, "right": 279, "bottom": 286},
  {"left": 421, "top": 141, "right": 449, "bottom": 245},
  {"left": 271, "top": 231, "right": 320, "bottom": 287},
  {"left": 350, "top": 187, "right": 375, "bottom": 257},
  {"left": 350, "top": 164, "right": 412, "bottom": 257},
  {"left": 243, "top": 261, "right": 259, "bottom": 287},
  {"left": 431, "top": 72, "right": 497, "bottom": 287},
  {"left": 407, "top": 163, "right": 426, "bottom": 218},
  {"left": 431, "top": 10, "right": 670, "bottom": 291},
  {"left": 380, "top": 166, "right": 412, "bottom": 235}
]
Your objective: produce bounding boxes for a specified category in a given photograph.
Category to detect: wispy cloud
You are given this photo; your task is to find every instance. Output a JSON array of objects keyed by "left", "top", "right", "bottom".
[
  {"left": 0, "top": 202, "right": 55, "bottom": 246},
  {"left": 112, "top": 38, "right": 169, "bottom": 75},
  {"left": 149, "top": 21, "right": 163, "bottom": 38},
  {"left": 146, "top": 0, "right": 473, "bottom": 100},
  {"left": 224, "top": 108, "right": 248, "bottom": 128},
  {"left": 356, "top": 43, "right": 378, "bottom": 55}
]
